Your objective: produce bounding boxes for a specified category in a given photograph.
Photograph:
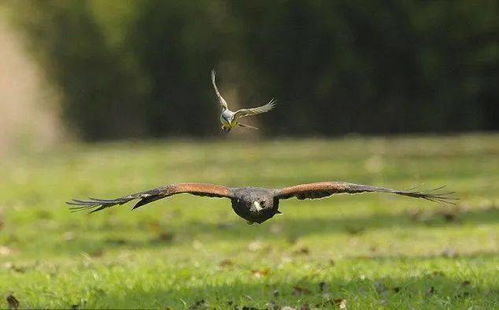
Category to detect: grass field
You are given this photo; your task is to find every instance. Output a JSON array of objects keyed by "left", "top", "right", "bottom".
[{"left": 0, "top": 134, "right": 498, "bottom": 309}]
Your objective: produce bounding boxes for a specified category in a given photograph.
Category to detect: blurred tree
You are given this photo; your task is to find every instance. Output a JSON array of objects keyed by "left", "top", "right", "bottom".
[
  {"left": 126, "top": 0, "right": 233, "bottom": 137},
  {"left": 14, "top": 0, "right": 146, "bottom": 140},
  {"left": 235, "top": 0, "right": 499, "bottom": 135},
  {"left": 11, "top": 0, "right": 499, "bottom": 139}
]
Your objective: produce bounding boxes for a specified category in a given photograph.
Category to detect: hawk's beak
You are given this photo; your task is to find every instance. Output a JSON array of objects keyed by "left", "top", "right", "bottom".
[{"left": 253, "top": 201, "right": 263, "bottom": 212}]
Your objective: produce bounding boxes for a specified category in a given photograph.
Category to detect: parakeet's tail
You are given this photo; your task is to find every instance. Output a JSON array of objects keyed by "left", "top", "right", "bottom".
[{"left": 238, "top": 123, "right": 259, "bottom": 130}]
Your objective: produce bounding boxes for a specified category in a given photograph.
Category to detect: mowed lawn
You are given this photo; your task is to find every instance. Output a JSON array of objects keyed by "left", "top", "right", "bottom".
[{"left": 0, "top": 135, "right": 498, "bottom": 309}]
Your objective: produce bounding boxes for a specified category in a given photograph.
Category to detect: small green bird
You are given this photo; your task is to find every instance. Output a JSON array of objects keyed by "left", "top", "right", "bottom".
[{"left": 211, "top": 70, "right": 276, "bottom": 132}]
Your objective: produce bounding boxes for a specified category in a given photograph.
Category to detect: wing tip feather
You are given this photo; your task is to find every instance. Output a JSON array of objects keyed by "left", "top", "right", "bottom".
[{"left": 398, "top": 186, "right": 458, "bottom": 206}]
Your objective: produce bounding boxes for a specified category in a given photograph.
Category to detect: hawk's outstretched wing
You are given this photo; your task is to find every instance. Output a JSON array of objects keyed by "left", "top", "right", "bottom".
[
  {"left": 211, "top": 70, "right": 228, "bottom": 110},
  {"left": 67, "top": 183, "right": 234, "bottom": 213},
  {"left": 275, "top": 182, "right": 456, "bottom": 204},
  {"left": 233, "top": 99, "right": 276, "bottom": 120}
]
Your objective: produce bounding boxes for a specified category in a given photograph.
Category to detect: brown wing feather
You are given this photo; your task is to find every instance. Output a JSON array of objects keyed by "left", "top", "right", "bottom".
[
  {"left": 275, "top": 182, "right": 456, "bottom": 204},
  {"left": 67, "top": 183, "right": 234, "bottom": 213}
]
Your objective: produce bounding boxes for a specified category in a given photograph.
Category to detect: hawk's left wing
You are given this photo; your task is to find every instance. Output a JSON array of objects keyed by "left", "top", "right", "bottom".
[{"left": 275, "top": 181, "right": 455, "bottom": 204}]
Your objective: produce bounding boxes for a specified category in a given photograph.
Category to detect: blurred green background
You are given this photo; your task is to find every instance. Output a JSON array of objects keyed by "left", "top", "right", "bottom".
[{"left": 2, "top": 0, "right": 498, "bottom": 143}]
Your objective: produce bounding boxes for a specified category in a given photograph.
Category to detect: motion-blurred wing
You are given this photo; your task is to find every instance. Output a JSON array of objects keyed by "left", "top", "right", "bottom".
[
  {"left": 67, "top": 183, "right": 234, "bottom": 213},
  {"left": 275, "top": 181, "right": 455, "bottom": 204},
  {"left": 211, "top": 70, "right": 228, "bottom": 110},
  {"left": 233, "top": 99, "right": 276, "bottom": 120}
]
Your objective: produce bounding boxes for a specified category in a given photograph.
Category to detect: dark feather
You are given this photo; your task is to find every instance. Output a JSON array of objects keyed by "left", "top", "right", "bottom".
[{"left": 132, "top": 195, "right": 165, "bottom": 209}]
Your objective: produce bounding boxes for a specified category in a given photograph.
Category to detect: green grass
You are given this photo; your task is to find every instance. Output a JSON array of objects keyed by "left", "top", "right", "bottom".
[{"left": 0, "top": 134, "right": 498, "bottom": 309}]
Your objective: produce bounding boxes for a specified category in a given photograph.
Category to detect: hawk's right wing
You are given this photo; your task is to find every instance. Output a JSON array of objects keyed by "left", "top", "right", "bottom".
[{"left": 68, "top": 183, "right": 234, "bottom": 213}]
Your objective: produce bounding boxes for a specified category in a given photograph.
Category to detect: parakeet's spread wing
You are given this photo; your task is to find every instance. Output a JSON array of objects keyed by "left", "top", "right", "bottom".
[
  {"left": 275, "top": 182, "right": 455, "bottom": 204},
  {"left": 67, "top": 183, "right": 234, "bottom": 213},
  {"left": 233, "top": 99, "right": 276, "bottom": 120},
  {"left": 211, "top": 70, "right": 228, "bottom": 110}
]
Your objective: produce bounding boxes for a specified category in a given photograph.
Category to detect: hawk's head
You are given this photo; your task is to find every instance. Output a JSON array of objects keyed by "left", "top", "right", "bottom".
[{"left": 230, "top": 188, "right": 281, "bottom": 224}]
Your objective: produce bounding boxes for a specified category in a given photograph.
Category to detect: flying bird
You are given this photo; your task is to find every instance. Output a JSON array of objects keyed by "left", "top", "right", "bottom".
[
  {"left": 68, "top": 181, "right": 455, "bottom": 225},
  {"left": 211, "top": 70, "right": 275, "bottom": 132}
]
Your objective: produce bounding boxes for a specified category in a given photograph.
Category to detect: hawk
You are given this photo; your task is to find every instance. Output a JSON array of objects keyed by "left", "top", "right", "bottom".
[
  {"left": 68, "top": 181, "right": 454, "bottom": 224},
  {"left": 211, "top": 70, "right": 275, "bottom": 132}
]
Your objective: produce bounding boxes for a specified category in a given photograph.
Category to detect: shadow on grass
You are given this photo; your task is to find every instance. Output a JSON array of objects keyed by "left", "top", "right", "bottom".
[
  {"left": 223, "top": 204, "right": 499, "bottom": 239},
  {"left": 74, "top": 269, "right": 499, "bottom": 309},
  {"left": 55, "top": 206, "right": 499, "bottom": 255}
]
